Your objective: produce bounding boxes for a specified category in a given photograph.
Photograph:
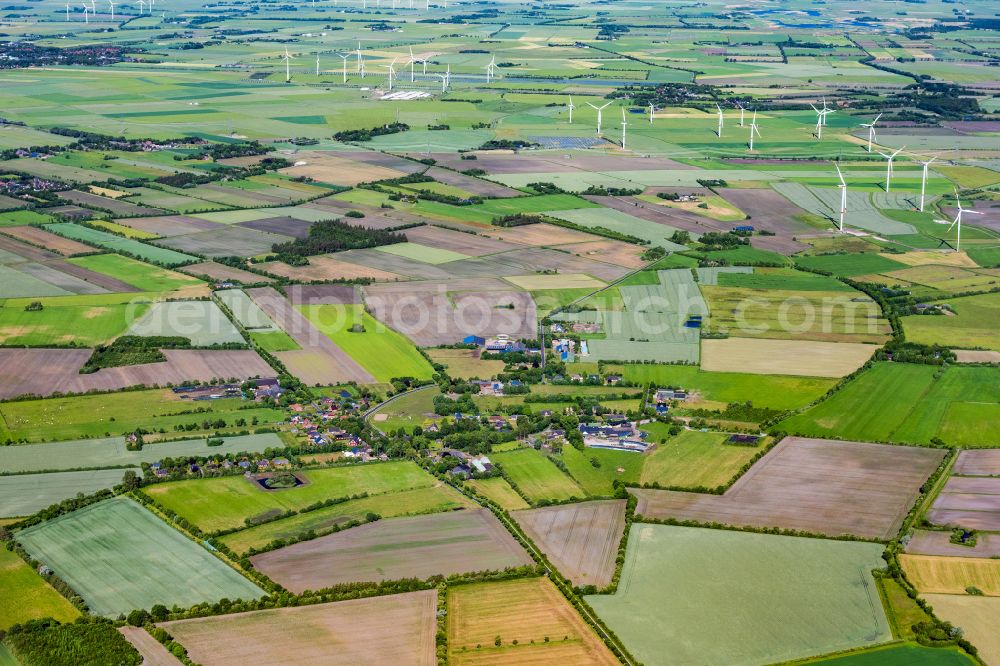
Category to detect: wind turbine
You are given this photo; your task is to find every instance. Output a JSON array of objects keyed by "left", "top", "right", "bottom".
[
  {"left": 736, "top": 101, "right": 745, "bottom": 127},
  {"left": 356, "top": 41, "right": 362, "bottom": 72},
  {"left": 383, "top": 56, "right": 398, "bottom": 91},
  {"left": 137, "top": 0, "right": 144, "bottom": 13},
  {"left": 108, "top": 0, "right": 115, "bottom": 19},
  {"left": 408, "top": 46, "right": 416, "bottom": 82},
  {"left": 919, "top": 156, "right": 937, "bottom": 212},
  {"left": 567, "top": 96, "right": 575, "bottom": 124},
  {"left": 82, "top": 3, "right": 88, "bottom": 22},
  {"left": 810, "top": 103, "right": 826, "bottom": 139},
  {"left": 834, "top": 162, "right": 847, "bottom": 232},
  {"left": 860, "top": 113, "right": 882, "bottom": 153},
  {"left": 485, "top": 54, "right": 496, "bottom": 83},
  {"left": 620, "top": 107, "right": 628, "bottom": 150},
  {"left": 716, "top": 103, "right": 723, "bottom": 138},
  {"left": 435, "top": 71, "right": 447, "bottom": 92},
  {"left": 586, "top": 101, "right": 612, "bottom": 135},
  {"left": 936, "top": 192, "right": 982, "bottom": 252},
  {"left": 747, "top": 110, "right": 761, "bottom": 152},
  {"left": 648, "top": 103, "right": 654, "bottom": 124},
  {"left": 315, "top": 53, "right": 320, "bottom": 76},
  {"left": 339, "top": 52, "right": 350, "bottom": 83},
  {"left": 877, "top": 146, "right": 904, "bottom": 193},
  {"left": 282, "top": 47, "right": 292, "bottom": 83},
  {"left": 65, "top": 2, "right": 70, "bottom": 19}
]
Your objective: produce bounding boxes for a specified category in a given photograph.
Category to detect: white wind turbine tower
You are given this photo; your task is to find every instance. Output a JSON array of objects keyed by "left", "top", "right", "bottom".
[
  {"left": 137, "top": 0, "right": 144, "bottom": 13},
  {"left": 65, "top": 2, "right": 70, "bottom": 19},
  {"left": 919, "top": 156, "right": 937, "bottom": 212},
  {"left": 747, "top": 110, "right": 761, "bottom": 152},
  {"left": 586, "top": 101, "right": 612, "bottom": 135},
  {"left": 108, "top": 0, "right": 115, "bottom": 19},
  {"left": 408, "top": 46, "right": 416, "bottom": 82},
  {"left": 567, "top": 96, "right": 575, "bottom": 124},
  {"left": 339, "top": 53, "right": 350, "bottom": 83},
  {"left": 383, "top": 56, "right": 398, "bottom": 91},
  {"left": 877, "top": 146, "right": 904, "bottom": 193},
  {"left": 648, "top": 103, "right": 654, "bottom": 124},
  {"left": 620, "top": 107, "right": 628, "bottom": 150},
  {"left": 834, "top": 162, "right": 847, "bottom": 232},
  {"left": 435, "top": 71, "right": 447, "bottom": 92},
  {"left": 484, "top": 55, "right": 496, "bottom": 83},
  {"left": 315, "top": 53, "right": 320, "bottom": 76},
  {"left": 736, "top": 101, "right": 745, "bottom": 127},
  {"left": 716, "top": 103, "right": 724, "bottom": 138},
  {"left": 283, "top": 47, "right": 292, "bottom": 83},
  {"left": 810, "top": 103, "right": 826, "bottom": 139},
  {"left": 356, "top": 42, "right": 362, "bottom": 72},
  {"left": 82, "top": 3, "right": 88, "bottom": 23},
  {"left": 860, "top": 113, "right": 882, "bottom": 153},
  {"left": 936, "top": 191, "right": 982, "bottom": 252}
]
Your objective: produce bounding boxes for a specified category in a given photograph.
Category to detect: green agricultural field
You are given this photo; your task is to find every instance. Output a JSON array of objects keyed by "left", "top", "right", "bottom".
[
  {"left": 466, "top": 477, "right": 530, "bottom": 511},
  {"left": 807, "top": 644, "right": 976, "bottom": 665},
  {"left": 609, "top": 364, "right": 836, "bottom": 411},
  {"left": 559, "top": 444, "right": 643, "bottom": 496},
  {"left": 476, "top": 193, "right": 599, "bottom": 217},
  {"left": 126, "top": 300, "right": 245, "bottom": 346},
  {"left": 0, "top": 468, "right": 139, "bottom": 517},
  {"left": 0, "top": 389, "right": 283, "bottom": 443},
  {"left": 0, "top": 433, "right": 284, "bottom": 473},
  {"left": 777, "top": 363, "right": 1000, "bottom": 447},
  {"left": 297, "top": 304, "right": 434, "bottom": 382},
  {"left": 44, "top": 223, "right": 199, "bottom": 267},
  {"left": 218, "top": 484, "right": 476, "bottom": 555},
  {"left": 16, "top": 497, "right": 264, "bottom": 617},
  {"left": 68, "top": 254, "right": 203, "bottom": 293},
  {"left": 717, "top": 267, "right": 853, "bottom": 292},
  {"left": 369, "top": 386, "right": 439, "bottom": 434},
  {"left": 0, "top": 547, "right": 80, "bottom": 630},
  {"left": 374, "top": 242, "right": 470, "bottom": 264},
  {"left": 491, "top": 448, "right": 585, "bottom": 504},
  {"left": 902, "top": 292, "right": 1000, "bottom": 351},
  {"left": 249, "top": 329, "right": 300, "bottom": 351},
  {"left": 637, "top": 428, "right": 762, "bottom": 489},
  {"left": 795, "top": 253, "right": 909, "bottom": 277},
  {"left": 586, "top": 525, "right": 891, "bottom": 666},
  {"left": 144, "top": 461, "right": 436, "bottom": 533},
  {"left": 0, "top": 298, "right": 146, "bottom": 347}
]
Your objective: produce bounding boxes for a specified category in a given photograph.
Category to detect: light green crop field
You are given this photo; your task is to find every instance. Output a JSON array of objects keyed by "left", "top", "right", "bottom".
[
  {"left": 0, "top": 468, "right": 139, "bottom": 517},
  {"left": 0, "top": 547, "right": 80, "bottom": 630},
  {"left": 0, "top": 389, "right": 284, "bottom": 443},
  {"left": 586, "top": 525, "right": 890, "bottom": 666},
  {"left": 374, "top": 242, "right": 471, "bottom": 264},
  {"left": 0, "top": 299, "right": 146, "bottom": 346},
  {"left": 795, "top": 253, "right": 910, "bottom": 277},
  {"left": 805, "top": 643, "right": 975, "bottom": 665},
  {"left": 466, "top": 477, "right": 530, "bottom": 511},
  {"left": 218, "top": 484, "right": 476, "bottom": 555},
  {"left": 68, "top": 254, "right": 203, "bottom": 293},
  {"left": 901, "top": 292, "right": 1000, "bottom": 351},
  {"left": 249, "top": 329, "right": 301, "bottom": 351},
  {"left": 608, "top": 364, "right": 836, "bottom": 411},
  {"left": 637, "top": 428, "right": 762, "bottom": 489},
  {"left": 559, "top": 444, "right": 643, "bottom": 496},
  {"left": 16, "top": 497, "right": 265, "bottom": 617},
  {"left": 297, "top": 304, "right": 434, "bottom": 382},
  {"left": 125, "top": 300, "right": 245, "bottom": 346},
  {"left": 143, "top": 461, "right": 437, "bottom": 533},
  {"left": 0, "top": 433, "right": 284, "bottom": 474},
  {"left": 778, "top": 363, "right": 1000, "bottom": 447},
  {"left": 491, "top": 448, "right": 585, "bottom": 504},
  {"left": 44, "top": 223, "right": 199, "bottom": 266},
  {"left": 369, "top": 386, "right": 439, "bottom": 434}
]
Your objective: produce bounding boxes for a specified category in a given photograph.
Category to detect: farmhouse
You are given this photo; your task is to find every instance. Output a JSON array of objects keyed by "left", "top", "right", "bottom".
[{"left": 579, "top": 423, "right": 648, "bottom": 453}]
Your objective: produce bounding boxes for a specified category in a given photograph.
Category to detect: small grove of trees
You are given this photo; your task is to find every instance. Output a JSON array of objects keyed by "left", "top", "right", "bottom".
[
  {"left": 2, "top": 618, "right": 141, "bottom": 666},
  {"left": 270, "top": 219, "right": 407, "bottom": 264}
]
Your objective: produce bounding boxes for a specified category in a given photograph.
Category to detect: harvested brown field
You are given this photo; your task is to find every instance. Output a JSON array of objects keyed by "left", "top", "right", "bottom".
[
  {"left": 306, "top": 196, "right": 427, "bottom": 230},
  {"left": 430, "top": 151, "right": 691, "bottom": 175},
  {"left": 886, "top": 251, "right": 979, "bottom": 268},
  {"left": 905, "top": 530, "right": 1000, "bottom": 558},
  {"left": 365, "top": 277, "right": 517, "bottom": 295},
  {"left": 482, "top": 222, "right": 598, "bottom": 247},
  {"left": 926, "top": 476, "right": 1000, "bottom": 531},
  {"left": 366, "top": 289, "right": 536, "bottom": 346},
  {"left": 953, "top": 350, "right": 1000, "bottom": 363},
  {"left": 180, "top": 261, "right": 274, "bottom": 284},
  {"left": 447, "top": 577, "right": 618, "bottom": 666},
  {"left": 337, "top": 150, "right": 428, "bottom": 173},
  {"left": 924, "top": 595, "right": 1000, "bottom": 666},
  {"left": 285, "top": 284, "right": 361, "bottom": 305},
  {"left": 114, "top": 215, "right": 221, "bottom": 237},
  {"left": 57, "top": 189, "right": 162, "bottom": 216},
  {"left": 900, "top": 554, "right": 1000, "bottom": 596},
  {"left": 424, "top": 166, "right": 522, "bottom": 197},
  {"left": 593, "top": 195, "right": 725, "bottom": 237},
  {"left": 161, "top": 590, "right": 437, "bottom": 666},
  {"left": 632, "top": 437, "right": 944, "bottom": 540},
  {"left": 1, "top": 226, "right": 92, "bottom": 256},
  {"left": 251, "top": 509, "right": 532, "bottom": 592},
  {"left": 404, "top": 225, "right": 518, "bottom": 256},
  {"left": 246, "top": 287, "right": 373, "bottom": 384},
  {"left": 553, "top": 240, "right": 649, "bottom": 269},
  {"left": 279, "top": 152, "right": 406, "bottom": 186},
  {"left": 512, "top": 500, "right": 625, "bottom": 588},
  {"left": 118, "top": 627, "right": 182, "bottom": 666},
  {"left": 718, "top": 188, "right": 814, "bottom": 237},
  {"left": 700, "top": 338, "right": 877, "bottom": 378},
  {"left": 954, "top": 449, "right": 1000, "bottom": 476},
  {"left": 157, "top": 226, "right": 292, "bottom": 258},
  {"left": 257, "top": 254, "right": 403, "bottom": 281},
  {"left": 0, "top": 348, "right": 274, "bottom": 399}
]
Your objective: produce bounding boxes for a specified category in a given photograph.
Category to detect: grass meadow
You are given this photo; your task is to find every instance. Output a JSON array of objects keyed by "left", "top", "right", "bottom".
[
  {"left": 491, "top": 448, "right": 585, "bottom": 504},
  {"left": 0, "top": 547, "right": 80, "bottom": 630}
]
